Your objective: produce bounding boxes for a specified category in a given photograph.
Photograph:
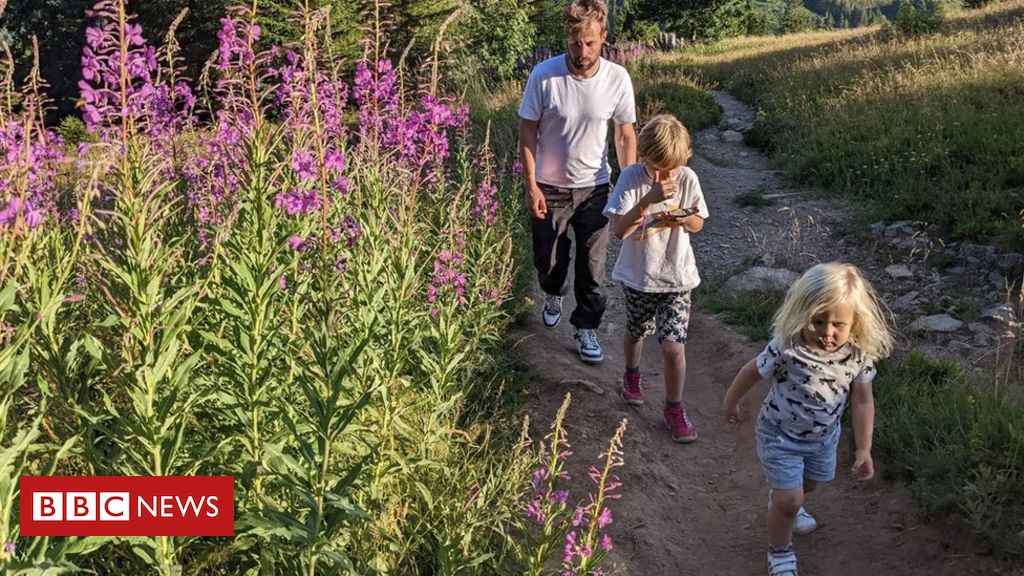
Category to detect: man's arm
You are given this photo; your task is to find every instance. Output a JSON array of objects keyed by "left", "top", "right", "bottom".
[
  {"left": 614, "top": 122, "right": 637, "bottom": 169},
  {"left": 519, "top": 118, "right": 546, "bottom": 220}
]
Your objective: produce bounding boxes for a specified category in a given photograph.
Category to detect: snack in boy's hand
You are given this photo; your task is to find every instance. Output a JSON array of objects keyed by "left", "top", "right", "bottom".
[{"left": 651, "top": 204, "right": 700, "bottom": 223}]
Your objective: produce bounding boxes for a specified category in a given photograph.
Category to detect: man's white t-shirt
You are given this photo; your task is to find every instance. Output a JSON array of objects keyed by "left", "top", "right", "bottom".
[
  {"left": 518, "top": 55, "right": 636, "bottom": 188},
  {"left": 603, "top": 164, "right": 709, "bottom": 293}
]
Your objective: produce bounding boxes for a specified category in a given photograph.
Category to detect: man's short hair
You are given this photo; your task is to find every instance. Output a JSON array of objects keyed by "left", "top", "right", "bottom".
[{"left": 564, "top": 0, "right": 609, "bottom": 35}]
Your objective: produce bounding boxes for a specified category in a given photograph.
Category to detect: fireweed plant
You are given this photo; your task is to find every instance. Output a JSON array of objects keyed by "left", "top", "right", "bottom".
[
  {"left": 0, "top": 1, "right": 629, "bottom": 574},
  {"left": 521, "top": 394, "right": 627, "bottom": 576}
]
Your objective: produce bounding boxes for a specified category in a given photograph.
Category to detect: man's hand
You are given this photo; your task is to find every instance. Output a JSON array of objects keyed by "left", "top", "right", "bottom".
[
  {"left": 525, "top": 185, "right": 547, "bottom": 220},
  {"left": 852, "top": 449, "right": 874, "bottom": 481}
]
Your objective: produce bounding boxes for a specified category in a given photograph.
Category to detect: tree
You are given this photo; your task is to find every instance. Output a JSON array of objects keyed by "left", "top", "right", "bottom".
[
  {"left": 1, "top": 0, "right": 93, "bottom": 116},
  {"left": 633, "top": 0, "right": 753, "bottom": 41},
  {"left": 778, "top": 0, "right": 812, "bottom": 33},
  {"left": 457, "top": 0, "right": 534, "bottom": 81}
]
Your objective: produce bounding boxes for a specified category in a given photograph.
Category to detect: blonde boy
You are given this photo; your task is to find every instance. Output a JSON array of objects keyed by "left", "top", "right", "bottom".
[{"left": 603, "top": 114, "right": 708, "bottom": 443}]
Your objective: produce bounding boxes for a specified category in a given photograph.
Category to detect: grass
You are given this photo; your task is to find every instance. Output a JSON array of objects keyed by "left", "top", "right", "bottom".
[
  {"left": 695, "top": 279, "right": 784, "bottom": 341},
  {"left": 873, "top": 352, "right": 1024, "bottom": 560},
  {"left": 630, "top": 53, "right": 722, "bottom": 131},
  {"left": 735, "top": 189, "right": 775, "bottom": 208},
  {"left": 679, "top": 1, "right": 1024, "bottom": 249}
]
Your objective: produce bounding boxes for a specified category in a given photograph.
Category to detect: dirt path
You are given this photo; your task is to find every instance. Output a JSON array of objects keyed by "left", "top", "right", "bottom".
[{"left": 519, "top": 92, "right": 1011, "bottom": 575}]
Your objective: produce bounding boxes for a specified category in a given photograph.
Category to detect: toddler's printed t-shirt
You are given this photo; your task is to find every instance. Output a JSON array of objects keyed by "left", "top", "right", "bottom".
[{"left": 756, "top": 337, "right": 876, "bottom": 442}]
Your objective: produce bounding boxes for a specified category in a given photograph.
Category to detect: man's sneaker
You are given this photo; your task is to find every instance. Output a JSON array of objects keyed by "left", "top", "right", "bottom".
[
  {"left": 542, "top": 295, "right": 562, "bottom": 328},
  {"left": 574, "top": 328, "right": 604, "bottom": 364},
  {"left": 768, "top": 491, "right": 818, "bottom": 536},
  {"left": 664, "top": 405, "right": 698, "bottom": 443},
  {"left": 766, "top": 548, "right": 799, "bottom": 576},
  {"left": 621, "top": 371, "right": 644, "bottom": 405}
]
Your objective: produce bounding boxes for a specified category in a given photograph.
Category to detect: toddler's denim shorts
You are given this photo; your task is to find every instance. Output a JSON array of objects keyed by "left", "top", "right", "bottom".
[{"left": 756, "top": 418, "right": 840, "bottom": 490}]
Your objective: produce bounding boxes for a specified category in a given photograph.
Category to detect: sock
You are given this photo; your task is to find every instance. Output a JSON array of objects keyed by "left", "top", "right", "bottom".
[
  {"left": 625, "top": 366, "right": 640, "bottom": 374},
  {"left": 666, "top": 400, "right": 682, "bottom": 408},
  {"left": 769, "top": 543, "right": 794, "bottom": 555}
]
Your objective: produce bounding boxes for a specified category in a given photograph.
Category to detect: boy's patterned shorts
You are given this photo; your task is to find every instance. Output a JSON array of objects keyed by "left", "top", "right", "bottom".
[{"left": 622, "top": 286, "right": 692, "bottom": 344}]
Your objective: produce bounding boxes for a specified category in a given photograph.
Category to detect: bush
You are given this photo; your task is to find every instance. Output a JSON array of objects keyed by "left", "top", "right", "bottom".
[
  {"left": 635, "top": 80, "right": 722, "bottom": 131},
  {"left": 891, "top": 0, "right": 947, "bottom": 35}
]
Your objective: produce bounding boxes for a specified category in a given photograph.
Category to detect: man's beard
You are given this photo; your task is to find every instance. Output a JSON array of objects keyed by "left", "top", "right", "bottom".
[{"left": 569, "top": 56, "right": 597, "bottom": 74}]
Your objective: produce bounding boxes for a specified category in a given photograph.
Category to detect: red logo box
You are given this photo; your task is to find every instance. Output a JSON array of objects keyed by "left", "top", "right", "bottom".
[{"left": 20, "top": 476, "right": 234, "bottom": 536}]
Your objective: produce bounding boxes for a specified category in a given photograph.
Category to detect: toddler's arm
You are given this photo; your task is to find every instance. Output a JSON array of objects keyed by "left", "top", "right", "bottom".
[
  {"left": 723, "top": 358, "right": 762, "bottom": 422},
  {"left": 850, "top": 380, "right": 875, "bottom": 480}
]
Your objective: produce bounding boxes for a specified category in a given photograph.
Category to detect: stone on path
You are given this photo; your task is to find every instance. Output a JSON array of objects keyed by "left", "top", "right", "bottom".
[
  {"left": 909, "top": 314, "right": 963, "bottom": 333},
  {"left": 721, "top": 130, "right": 744, "bottom": 143},
  {"left": 885, "top": 264, "right": 913, "bottom": 280},
  {"left": 722, "top": 267, "right": 799, "bottom": 296}
]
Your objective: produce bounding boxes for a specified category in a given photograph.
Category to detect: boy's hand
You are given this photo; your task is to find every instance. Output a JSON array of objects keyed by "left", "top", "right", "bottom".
[
  {"left": 852, "top": 449, "right": 874, "bottom": 480},
  {"left": 643, "top": 168, "right": 678, "bottom": 205},
  {"left": 723, "top": 400, "right": 741, "bottom": 424}
]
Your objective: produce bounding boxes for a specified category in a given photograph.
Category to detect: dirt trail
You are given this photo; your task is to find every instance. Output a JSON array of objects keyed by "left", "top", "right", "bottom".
[{"left": 519, "top": 92, "right": 1011, "bottom": 575}]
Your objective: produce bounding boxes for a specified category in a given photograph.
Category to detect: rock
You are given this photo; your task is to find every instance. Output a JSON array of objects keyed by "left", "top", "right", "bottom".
[
  {"left": 722, "top": 267, "right": 799, "bottom": 296},
  {"left": 967, "top": 321, "right": 992, "bottom": 335},
  {"left": 884, "top": 221, "right": 914, "bottom": 238},
  {"left": 959, "top": 243, "right": 996, "bottom": 263},
  {"left": 979, "top": 304, "right": 1015, "bottom": 324},
  {"left": 996, "top": 252, "right": 1024, "bottom": 273},
  {"left": 724, "top": 116, "right": 747, "bottom": 131},
  {"left": 869, "top": 221, "right": 886, "bottom": 235},
  {"left": 948, "top": 340, "right": 974, "bottom": 354},
  {"left": 909, "top": 314, "right": 963, "bottom": 332},
  {"left": 973, "top": 332, "right": 992, "bottom": 347},
  {"left": 989, "top": 271, "right": 1008, "bottom": 288},
  {"left": 946, "top": 266, "right": 967, "bottom": 276},
  {"left": 890, "top": 291, "right": 920, "bottom": 312},
  {"left": 721, "top": 130, "right": 744, "bottom": 143},
  {"left": 740, "top": 152, "right": 749, "bottom": 158},
  {"left": 885, "top": 264, "right": 913, "bottom": 279},
  {"left": 698, "top": 131, "right": 720, "bottom": 144}
]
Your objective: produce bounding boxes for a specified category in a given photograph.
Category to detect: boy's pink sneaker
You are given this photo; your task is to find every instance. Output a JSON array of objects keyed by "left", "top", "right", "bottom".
[
  {"left": 621, "top": 371, "right": 644, "bottom": 405},
  {"left": 664, "top": 405, "right": 698, "bottom": 443}
]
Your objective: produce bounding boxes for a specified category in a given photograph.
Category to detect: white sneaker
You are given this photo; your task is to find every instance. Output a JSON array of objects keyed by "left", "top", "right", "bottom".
[
  {"left": 574, "top": 328, "right": 604, "bottom": 364},
  {"left": 793, "top": 507, "right": 818, "bottom": 536},
  {"left": 767, "top": 491, "right": 818, "bottom": 536},
  {"left": 542, "top": 294, "right": 562, "bottom": 328},
  {"left": 766, "top": 548, "right": 799, "bottom": 576}
]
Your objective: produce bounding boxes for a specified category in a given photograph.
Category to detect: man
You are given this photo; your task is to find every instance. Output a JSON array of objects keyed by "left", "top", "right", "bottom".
[{"left": 518, "top": 0, "right": 637, "bottom": 365}]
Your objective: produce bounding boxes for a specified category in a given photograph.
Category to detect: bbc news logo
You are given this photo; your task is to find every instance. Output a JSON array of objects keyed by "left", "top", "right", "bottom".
[{"left": 20, "top": 476, "right": 234, "bottom": 536}]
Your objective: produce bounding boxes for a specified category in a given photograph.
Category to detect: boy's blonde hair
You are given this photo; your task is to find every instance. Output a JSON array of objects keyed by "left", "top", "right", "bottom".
[
  {"left": 773, "top": 262, "right": 894, "bottom": 360},
  {"left": 564, "top": 0, "right": 609, "bottom": 36},
  {"left": 638, "top": 114, "right": 692, "bottom": 169}
]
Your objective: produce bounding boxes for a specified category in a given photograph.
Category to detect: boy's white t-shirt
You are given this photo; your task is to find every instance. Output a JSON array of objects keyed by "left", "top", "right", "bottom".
[
  {"left": 518, "top": 56, "right": 636, "bottom": 188},
  {"left": 603, "top": 164, "right": 709, "bottom": 293}
]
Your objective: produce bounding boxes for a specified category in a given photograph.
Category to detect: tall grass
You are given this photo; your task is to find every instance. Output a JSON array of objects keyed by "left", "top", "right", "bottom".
[
  {"left": 873, "top": 353, "right": 1024, "bottom": 560},
  {"left": 681, "top": 1, "right": 1024, "bottom": 247}
]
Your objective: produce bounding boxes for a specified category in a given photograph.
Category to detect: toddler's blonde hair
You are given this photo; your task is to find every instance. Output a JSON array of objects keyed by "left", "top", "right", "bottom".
[
  {"left": 638, "top": 114, "right": 692, "bottom": 170},
  {"left": 773, "top": 262, "right": 894, "bottom": 360}
]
